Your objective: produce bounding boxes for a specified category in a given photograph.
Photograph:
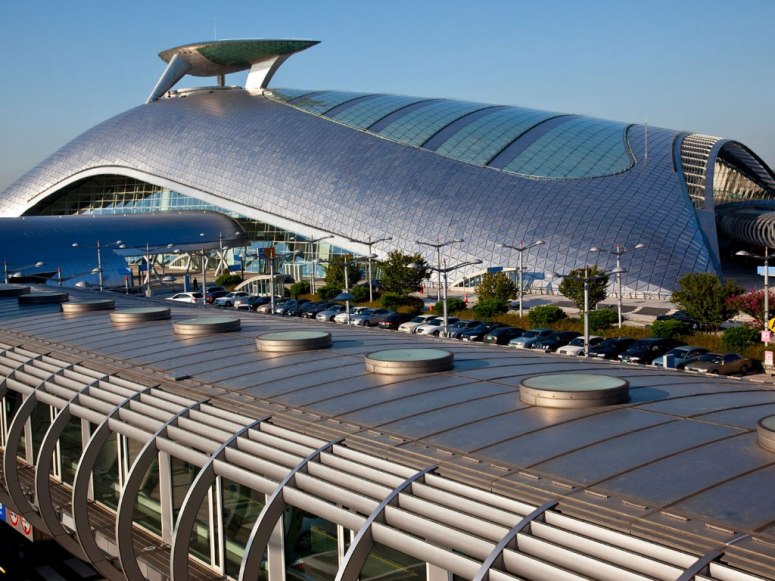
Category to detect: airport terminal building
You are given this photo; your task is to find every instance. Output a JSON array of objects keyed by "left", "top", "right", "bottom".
[
  {"left": 2, "top": 39, "right": 775, "bottom": 581},
  {"left": 1, "top": 40, "right": 775, "bottom": 293}
]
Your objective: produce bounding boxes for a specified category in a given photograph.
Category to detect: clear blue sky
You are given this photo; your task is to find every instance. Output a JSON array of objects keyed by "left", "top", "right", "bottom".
[{"left": 1, "top": 0, "right": 773, "bottom": 192}]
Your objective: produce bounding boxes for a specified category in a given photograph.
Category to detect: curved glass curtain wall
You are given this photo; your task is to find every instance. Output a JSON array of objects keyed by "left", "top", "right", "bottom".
[
  {"left": 270, "top": 89, "right": 634, "bottom": 179},
  {"left": 30, "top": 175, "right": 356, "bottom": 284}
]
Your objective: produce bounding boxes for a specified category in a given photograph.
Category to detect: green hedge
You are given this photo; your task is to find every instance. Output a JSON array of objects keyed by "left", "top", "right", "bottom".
[{"left": 528, "top": 305, "right": 567, "bottom": 326}]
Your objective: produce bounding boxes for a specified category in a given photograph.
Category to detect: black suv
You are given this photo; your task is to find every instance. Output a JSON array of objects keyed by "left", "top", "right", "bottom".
[
  {"left": 532, "top": 331, "right": 581, "bottom": 353},
  {"left": 655, "top": 310, "right": 700, "bottom": 330},
  {"left": 618, "top": 338, "right": 684, "bottom": 364},
  {"left": 587, "top": 337, "right": 636, "bottom": 359}
]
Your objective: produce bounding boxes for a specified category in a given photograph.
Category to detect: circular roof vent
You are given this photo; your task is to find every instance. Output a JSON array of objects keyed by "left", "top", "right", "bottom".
[
  {"left": 18, "top": 292, "right": 69, "bottom": 305},
  {"left": 520, "top": 373, "right": 629, "bottom": 408},
  {"left": 0, "top": 284, "right": 30, "bottom": 297},
  {"left": 61, "top": 299, "right": 115, "bottom": 314},
  {"left": 173, "top": 316, "right": 241, "bottom": 336},
  {"left": 256, "top": 331, "right": 332, "bottom": 352},
  {"left": 111, "top": 307, "right": 171, "bottom": 323},
  {"left": 757, "top": 415, "right": 775, "bottom": 453},
  {"left": 365, "top": 349, "right": 454, "bottom": 375}
]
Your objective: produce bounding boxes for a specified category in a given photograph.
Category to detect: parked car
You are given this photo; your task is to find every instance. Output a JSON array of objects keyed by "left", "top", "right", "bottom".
[
  {"left": 587, "top": 337, "right": 636, "bottom": 359},
  {"left": 299, "top": 302, "right": 333, "bottom": 319},
  {"left": 483, "top": 327, "right": 524, "bottom": 345},
  {"left": 334, "top": 306, "right": 370, "bottom": 324},
  {"left": 461, "top": 322, "right": 507, "bottom": 342},
  {"left": 416, "top": 317, "right": 460, "bottom": 336},
  {"left": 556, "top": 335, "right": 604, "bottom": 356},
  {"left": 205, "top": 286, "right": 228, "bottom": 304},
  {"left": 316, "top": 304, "right": 346, "bottom": 322},
  {"left": 166, "top": 292, "right": 202, "bottom": 304},
  {"left": 213, "top": 291, "right": 249, "bottom": 308},
  {"left": 275, "top": 299, "right": 309, "bottom": 316},
  {"left": 509, "top": 328, "right": 553, "bottom": 349},
  {"left": 377, "top": 312, "right": 415, "bottom": 330},
  {"left": 257, "top": 299, "right": 286, "bottom": 314},
  {"left": 618, "top": 338, "right": 684, "bottom": 364},
  {"left": 532, "top": 331, "right": 582, "bottom": 353},
  {"left": 651, "top": 345, "right": 710, "bottom": 368},
  {"left": 684, "top": 352, "right": 753, "bottom": 375},
  {"left": 350, "top": 308, "right": 395, "bottom": 327},
  {"left": 445, "top": 319, "right": 482, "bottom": 339},
  {"left": 655, "top": 310, "right": 700, "bottom": 330},
  {"left": 234, "top": 295, "right": 269, "bottom": 311},
  {"left": 398, "top": 314, "right": 440, "bottom": 333}
]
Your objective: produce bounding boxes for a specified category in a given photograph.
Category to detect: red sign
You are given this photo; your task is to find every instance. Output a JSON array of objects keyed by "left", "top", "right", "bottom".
[{"left": 5, "top": 508, "right": 33, "bottom": 540}]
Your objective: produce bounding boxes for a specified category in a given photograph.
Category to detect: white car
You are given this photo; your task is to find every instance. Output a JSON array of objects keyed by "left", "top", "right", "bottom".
[
  {"left": 416, "top": 317, "right": 460, "bottom": 336},
  {"left": 556, "top": 335, "right": 603, "bottom": 356},
  {"left": 333, "top": 306, "right": 370, "bottom": 325},
  {"left": 398, "top": 314, "right": 440, "bottom": 333},
  {"left": 166, "top": 292, "right": 202, "bottom": 304},
  {"left": 213, "top": 291, "right": 249, "bottom": 308}
]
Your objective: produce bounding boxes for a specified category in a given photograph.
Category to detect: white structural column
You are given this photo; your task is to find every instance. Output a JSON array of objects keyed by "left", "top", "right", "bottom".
[
  {"left": 115, "top": 402, "right": 204, "bottom": 580},
  {"left": 335, "top": 465, "right": 437, "bottom": 581},
  {"left": 2, "top": 361, "right": 72, "bottom": 533},
  {"left": 238, "top": 438, "right": 343, "bottom": 581},
  {"left": 169, "top": 416, "right": 267, "bottom": 580},
  {"left": 472, "top": 500, "right": 558, "bottom": 581},
  {"left": 71, "top": 388, "right": 152, "bottom": 581},
  {"left": 34, "top": 377, "right": 106, "bottom": 562}
]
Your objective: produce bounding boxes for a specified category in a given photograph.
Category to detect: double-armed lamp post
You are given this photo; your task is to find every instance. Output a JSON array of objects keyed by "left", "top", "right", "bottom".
[
  {"left": 348, "top": 235, "right": 392, "bottom": 302},
  {"left": 556, "top": 266, "right": 625, "bottom": 356},
  {"left": 416, "top": 238, "right": 463, "bottom": 302},
  {"left": 411, "top": 258, "right": 483, "bottom": 337},
  {"left": 590, "top": 242, "right": 645, "bottom": 328},
  {"left": 3, "top": 260, "right": 45, "bottom": 285},
  {"left": 499, "top": 239, "right": 545, "bottom": 317}
]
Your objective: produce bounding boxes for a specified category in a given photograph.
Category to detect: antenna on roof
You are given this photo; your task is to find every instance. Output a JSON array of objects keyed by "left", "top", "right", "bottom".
[{"left": 644, "top": 120, "right": 648, "bottom": 160}]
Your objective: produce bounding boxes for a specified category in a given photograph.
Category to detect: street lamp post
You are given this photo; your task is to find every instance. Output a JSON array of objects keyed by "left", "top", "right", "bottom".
[
  {"left": 416, "top": 239, "right": 463, "bottom": 302},
  {"left": 556, "top": 266, "right": 625, "bottom": 356},
  {"left": 72, "top": 240, "right": 123, "bottom": 291},
  {"left": 348, "top": 235, "right": 392, "bottom": 302},
  {"left": 3, "top": 260, "right": 45, "bottom": 284},
  {"left": 736, "top": 247, "right": 771, "bottom": 329},
  {"left": 411, "top": 259, "right": 483, "bottom": 336},
  {"left": 305, "top": 235, "right": 334, "bottom": 295},
  {"left": 590, "top": 242, "right": 646, "bottom": 328},
  {"left": 499, "top": 239, "right": 545, "bottom": 318}
]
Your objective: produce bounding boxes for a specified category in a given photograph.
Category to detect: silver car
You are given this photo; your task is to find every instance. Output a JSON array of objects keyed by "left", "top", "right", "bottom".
[
  {"left": 445, "top": 319, "right": 482, "bottom": 339},
  {"left": 334, "top": 306, "right": 370, "bottom": 324},
  {"left": 316, "top": 304, "right": 346, "bottom": 322},
  {"left": 349, "top": 308, "right": 394, "bottom": 327},
  {"left": 508, "top": 328, "right": 553, "bottom": 349}
]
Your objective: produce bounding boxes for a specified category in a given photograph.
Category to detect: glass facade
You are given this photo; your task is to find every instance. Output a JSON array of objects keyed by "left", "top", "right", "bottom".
[
  {"left": 33, "top": 175, "right": 354, "bottom": 284},
  {"left": 328, "top": 94, "right": 429, "bottom": 129}
]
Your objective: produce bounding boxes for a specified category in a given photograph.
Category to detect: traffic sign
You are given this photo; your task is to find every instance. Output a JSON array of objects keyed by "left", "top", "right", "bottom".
[{"left": 769, "top": 318, "right": 775, "bottom": 332}]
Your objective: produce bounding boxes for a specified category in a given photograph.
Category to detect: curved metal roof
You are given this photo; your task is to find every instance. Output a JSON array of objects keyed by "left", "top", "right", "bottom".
[
  {"left": 1, "top": 289, "right": 775, "bottom": 578},
  {"left": 0, "top": 87, "right": 712, "bottom": 295}
]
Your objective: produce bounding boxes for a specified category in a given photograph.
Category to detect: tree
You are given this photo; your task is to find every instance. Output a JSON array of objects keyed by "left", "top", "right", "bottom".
[
  {"left": 476, "top": 272, "right": 517, "bottom": 304},
  {"left": 473, "top": 298, "right": 508, "bottom": 320},
  {"left": 289, "top": 281, "right": 310, "bottom": 299},
  {"left": 528, "top": 305, "right": 567, "bottom": 326},
  {"left": 671, "top": 272, "right": 743, "bottom": 328},
  {"left": 323, "top": 255, "right": 362, "bottom": 291},
  {"left": 558, "top": 265, "right": 609, "bottom": 311},
  {"left": 380, "top": 250, "right": 429, "bottom": 295},
  {"left": 726, "top": 289, "right": 775, "bottom": 327}
]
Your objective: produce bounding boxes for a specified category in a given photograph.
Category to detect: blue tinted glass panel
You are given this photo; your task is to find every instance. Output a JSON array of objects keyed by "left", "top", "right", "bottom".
[
  {"left": 436, "top": 107, "right": 558, "bottom": 165},
  {"left": 377, "top": 100, "right": 487, "bottom": 147},
  {"left": 331, "top": 94, "right": 427, "bottom": 129},
  {"left": 269, "top": 88, "right": 318, "bottom": 102},
  {"left": 289, "top": 90, "right": 372, "bottom": 115},
  {"left": 503, "top": 117, "right": 633, "bottom": 178}
]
